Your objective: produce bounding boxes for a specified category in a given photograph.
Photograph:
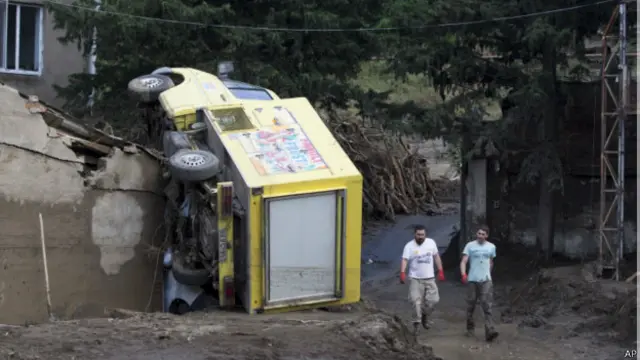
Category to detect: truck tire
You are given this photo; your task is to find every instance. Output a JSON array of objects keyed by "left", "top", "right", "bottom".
[
  {"left": 128, "top": 74, "right": 174, "bottom": 103},
  {"left": 171, "top": 254, "right": 211, "bottom": 286},
  {"left": 151, "top": 67, "right": 173, "bottom": 75},
  {"left": 162, "top": 131, "right": 192, "bottom": 157},
  {"left": 169, "top": 300, "right": 191, "bottom": 315},
  {"left": 168, "top": 149, "right": 221, "bottom": 182}
]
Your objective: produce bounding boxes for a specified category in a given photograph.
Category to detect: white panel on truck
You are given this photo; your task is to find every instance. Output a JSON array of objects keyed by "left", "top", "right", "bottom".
[{"left": 265, "top": 192, "right": 338, "bottom": 305}]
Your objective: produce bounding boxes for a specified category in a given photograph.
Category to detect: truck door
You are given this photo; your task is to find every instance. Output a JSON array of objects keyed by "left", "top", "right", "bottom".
[{"left": 263, "top": 190, "right": 345, "bottom": 307}]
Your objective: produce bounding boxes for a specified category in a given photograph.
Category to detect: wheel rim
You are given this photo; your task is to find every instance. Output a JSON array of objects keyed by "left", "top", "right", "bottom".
[
  {"left": 180, "top": 153, "right": 206, "bottom": 167},
  {"left": 140, "top": 77, "right": 162, "bottom": 88}
]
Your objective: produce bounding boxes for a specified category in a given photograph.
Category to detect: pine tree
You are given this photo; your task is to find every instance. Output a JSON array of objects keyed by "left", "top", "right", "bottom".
[
  {"left": 381, "top": 0, "right": 615, "bottom": 257},
  {"left": 48, "top": 0, "right": 384, "bottom": 124}
]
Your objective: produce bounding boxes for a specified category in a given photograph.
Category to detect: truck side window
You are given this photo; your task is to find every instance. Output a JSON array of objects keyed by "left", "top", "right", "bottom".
[{"left": 229, "top": 88, "right": 273, "bottom": 100}]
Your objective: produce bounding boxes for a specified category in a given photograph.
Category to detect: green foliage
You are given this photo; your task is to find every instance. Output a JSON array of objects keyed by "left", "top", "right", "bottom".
[
  {"left": 48, "top": 0, "right": 384, "bottom": 132},
  {"left": 379, "top": 0, "right": 613, "bottom": 188},
  {"left": 48, "top": 0, "right": 620, "bottom": 189}
]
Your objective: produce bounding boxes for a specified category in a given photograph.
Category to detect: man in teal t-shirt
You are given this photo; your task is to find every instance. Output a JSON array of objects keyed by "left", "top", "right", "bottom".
[{"left": 459, "top": 225, "right": 498, "bottom": 342}]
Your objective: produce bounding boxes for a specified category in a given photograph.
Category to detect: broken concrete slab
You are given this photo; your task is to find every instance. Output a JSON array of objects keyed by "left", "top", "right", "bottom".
[
  {"left": 89, "top": 148, "right": 164, "bottom": 194},
  {"left": 0, "top": 84, "right": 82, "bottom": 164}
]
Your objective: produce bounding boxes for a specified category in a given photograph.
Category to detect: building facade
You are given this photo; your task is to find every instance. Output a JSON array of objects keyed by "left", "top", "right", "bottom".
[{"left": 0, "top": 0, "right": 85, "bottom": 106}]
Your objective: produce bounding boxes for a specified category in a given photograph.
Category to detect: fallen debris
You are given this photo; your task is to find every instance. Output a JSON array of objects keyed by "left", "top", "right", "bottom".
[
  {"left": 503, "top": 264, "right": 637, "bottom": 342},
  {"left": 338, "top": 312, "right": 442, "bottom": 359},
  {"left": 325, "top": 113, "right": 439, "bottom": 219},
  {"left": 8, "top": 84, "right": 164, "bottom": 162}
]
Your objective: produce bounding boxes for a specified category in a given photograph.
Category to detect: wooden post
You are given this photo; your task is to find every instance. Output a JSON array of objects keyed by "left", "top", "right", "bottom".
[{"left": 39, "top": 213, "right": 54, "bottom": 321}]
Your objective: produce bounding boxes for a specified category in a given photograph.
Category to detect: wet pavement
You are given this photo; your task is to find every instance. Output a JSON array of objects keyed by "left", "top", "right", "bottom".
[{"left": 361, "top": 214, "right": 458, "bottom": 282}]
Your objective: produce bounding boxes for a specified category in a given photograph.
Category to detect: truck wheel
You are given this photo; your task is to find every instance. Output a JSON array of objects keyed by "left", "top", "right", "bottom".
[
  {"left": 176, "top": 301, "right": 190, "bottom": 315},
  {"left": 151, "top": 66, "right": 173, "bottom": 75},
  {"left": 169, "top": 299, "right": 191, "bottom": 315},
  {"left": 162, "top": 131, "right": 192, "bottom": 157},
  {"left": 128, "top": 74, "right": 174, "bottom": 103},
  {"left": 171, "top": 254, "right": 211, "bottom": 286},
  {"left": 168, "top": 149, "right": 221, "bottom": 182}
]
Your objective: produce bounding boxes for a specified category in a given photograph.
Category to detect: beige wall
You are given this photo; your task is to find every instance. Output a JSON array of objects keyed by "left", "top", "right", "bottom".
[
  {"left": 0, "top": 0, "right": 85, "bottom": 107},
  {"left": 0, "top": 84, "right": 164, "bottom": 325}
]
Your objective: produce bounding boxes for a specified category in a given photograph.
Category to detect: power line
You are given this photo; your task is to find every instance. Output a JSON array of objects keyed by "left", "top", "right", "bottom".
[{"left": 44, "top": 0, "right": 616, "bottom": 33}]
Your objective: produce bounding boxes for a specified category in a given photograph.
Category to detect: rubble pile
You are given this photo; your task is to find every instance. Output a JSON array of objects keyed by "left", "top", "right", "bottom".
[
  {"left": 503, "top": 264, "right": 637, "bottom": 341},
  {"left": 338, "top": 312, "right": 443, "bottom": 360}
]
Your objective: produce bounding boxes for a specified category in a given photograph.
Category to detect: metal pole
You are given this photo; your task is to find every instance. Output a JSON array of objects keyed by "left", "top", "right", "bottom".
[
  {"left": 87, "top": 0, "right": 101, "bottom": 111},
  {"left": 615, "top": 0, "right": 627, "bottom": 280}
]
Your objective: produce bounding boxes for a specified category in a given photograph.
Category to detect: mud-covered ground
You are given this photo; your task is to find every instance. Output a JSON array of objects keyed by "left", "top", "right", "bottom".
[
  {"left": 1, "top": 213, "right": 636, "bottom": 360},
  {"left": 0, "top": 309, "right": 441, "bottom": 360},
  {"left": 364, "top": 257, "right": 636, "bottom": 360}
]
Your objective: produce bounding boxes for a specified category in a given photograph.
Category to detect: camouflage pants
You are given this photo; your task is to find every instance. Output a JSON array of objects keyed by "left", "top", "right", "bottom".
[
  {"left": 408, "top": 278, "right": 440, "bottom": 323},
  {"left": 466, "top": 281, "right": 495, "bottom": 332}
]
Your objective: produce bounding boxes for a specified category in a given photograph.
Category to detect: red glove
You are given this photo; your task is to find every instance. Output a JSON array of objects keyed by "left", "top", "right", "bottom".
[
  {"left": 461, "top": 274, "right": 468, "bottom": 284},
  {"left": 400, "top": 272, "right": 406, "bottom": 284},
  {"left": 437, "top": 270, "right": 445, "bottom": 281}
]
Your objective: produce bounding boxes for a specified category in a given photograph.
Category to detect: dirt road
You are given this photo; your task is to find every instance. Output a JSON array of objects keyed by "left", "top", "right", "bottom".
[
  {"left": 361, "top": 214, "right": 634, "bottom": 360},
  {"left": 1, "top": 213, "right": 634, "bottom": 360},
  {"left": 363, "top": 274, "right": 629, "bottom": 360}
]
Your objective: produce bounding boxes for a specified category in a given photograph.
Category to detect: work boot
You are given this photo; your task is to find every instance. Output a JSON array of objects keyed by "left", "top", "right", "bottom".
[
  {"left": 485, "top": 329, "right": 499, "bottom": 342},
  {"left": 421, "top": 313, "right": 431, "bottom": 329}
]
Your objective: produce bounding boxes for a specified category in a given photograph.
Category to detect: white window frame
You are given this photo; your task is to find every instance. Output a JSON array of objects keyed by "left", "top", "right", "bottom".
[{"left": 0, "top": 1, "right": 44, "bottom": 76}]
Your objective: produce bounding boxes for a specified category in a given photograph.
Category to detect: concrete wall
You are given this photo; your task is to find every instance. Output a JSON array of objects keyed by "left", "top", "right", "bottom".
[
  {"left": 482, "top": 81, "right": 638, "bottom": 259},
  {"left": 0, "top": 0, "right": 85, "bottom": 107},
  {"left": 0, "top": 84, "right": 164, "bottom": 325},
  {"left": 487, "top": 170, "right": 637, "bottom": 259},
  {"left": 411, "top": 136, "right": 457, "bottom": 179}
]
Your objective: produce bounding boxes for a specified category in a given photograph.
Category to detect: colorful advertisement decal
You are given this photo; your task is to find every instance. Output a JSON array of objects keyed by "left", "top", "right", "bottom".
[{"left": 230, "top": 120, "right": 328, "bottom": 175}]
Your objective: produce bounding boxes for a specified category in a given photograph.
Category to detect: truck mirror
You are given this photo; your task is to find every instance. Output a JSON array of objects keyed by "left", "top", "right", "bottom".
[{"left": 218, "top": 61, "right": 234, "bottom": 79}]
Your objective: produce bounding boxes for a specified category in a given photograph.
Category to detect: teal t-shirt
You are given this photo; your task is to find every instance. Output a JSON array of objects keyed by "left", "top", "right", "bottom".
[{"left": 462, "top": 240, "right": 496, "bottom": 282}]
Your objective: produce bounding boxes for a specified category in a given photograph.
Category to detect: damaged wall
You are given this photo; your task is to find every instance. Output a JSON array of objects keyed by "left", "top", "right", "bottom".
[{"left": 0, "top": 84, "right": 165, "bottom": 324}]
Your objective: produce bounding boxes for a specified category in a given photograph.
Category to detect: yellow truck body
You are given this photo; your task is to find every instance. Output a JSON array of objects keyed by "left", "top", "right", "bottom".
[{"left": 159, "top": 68, "right": 363, "bottom": 313}]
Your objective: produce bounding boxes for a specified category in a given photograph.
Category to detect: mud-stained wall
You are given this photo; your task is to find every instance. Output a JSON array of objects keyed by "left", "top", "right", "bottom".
[
  {"left": 484, "top": 81, "right": 638, "bottom": 259},
  {"left": 0, "top": 84, "right": 165, "bottom": 325},
  {"left": 487, "top": 170, "right": 637, "bottom": 259}
]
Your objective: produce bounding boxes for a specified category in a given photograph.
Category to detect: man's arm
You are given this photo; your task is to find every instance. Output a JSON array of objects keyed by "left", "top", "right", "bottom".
[
  {"left": 460, "top": 243, "right": 470, "bottom": 276},
  {"left": 400, "top": 243, "right": 410, "bottom": 283},
  {"left": 460, "top": 255, "right": 469, "bottom": 276},
  {"left": 434, "top": 253, "right": 443, "bottom": 272},
  {"left": 490, "top": 245, "right": 496, "bottom": 271}
]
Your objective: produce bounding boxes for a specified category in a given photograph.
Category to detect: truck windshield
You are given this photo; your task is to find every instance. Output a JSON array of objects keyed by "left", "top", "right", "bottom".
[{"left": 229, "top": 88, "right": 273, "bottom": 100}]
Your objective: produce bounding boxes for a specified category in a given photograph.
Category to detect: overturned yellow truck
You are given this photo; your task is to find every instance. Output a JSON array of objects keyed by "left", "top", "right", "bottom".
[{"left": 128, "top": 64, "right": 362, "bottom": 314}]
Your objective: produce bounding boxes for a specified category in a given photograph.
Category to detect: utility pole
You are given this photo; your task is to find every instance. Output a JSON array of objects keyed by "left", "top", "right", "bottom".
[{"left": 597, "top": 0, "right": 637, "bottom": 280}]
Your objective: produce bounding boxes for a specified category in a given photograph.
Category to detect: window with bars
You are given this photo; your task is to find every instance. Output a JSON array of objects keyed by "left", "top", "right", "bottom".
[{"left": 0, "top": 0, "right": 44, "bottom": 75}]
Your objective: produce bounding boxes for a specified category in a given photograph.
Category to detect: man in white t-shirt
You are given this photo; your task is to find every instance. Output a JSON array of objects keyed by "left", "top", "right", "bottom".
[{"left": 400, "top": 225, "right": 445, "bottom": 334}]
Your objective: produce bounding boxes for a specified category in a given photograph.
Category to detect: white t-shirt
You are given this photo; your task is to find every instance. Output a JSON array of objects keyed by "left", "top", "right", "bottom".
[{"left": 402, "top": 238, "right": 438, "bottom": 279}]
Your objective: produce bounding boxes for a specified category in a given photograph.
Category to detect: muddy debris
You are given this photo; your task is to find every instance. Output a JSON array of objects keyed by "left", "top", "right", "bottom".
[
  {"left": 502, "top": 264, "right": 637, "bottom": 342},
  {"left": 338, "top": 312, "right": 442, "bottom": 360},
  {"left": 0, "top": 309, "right": 444, "bottom": 360}
]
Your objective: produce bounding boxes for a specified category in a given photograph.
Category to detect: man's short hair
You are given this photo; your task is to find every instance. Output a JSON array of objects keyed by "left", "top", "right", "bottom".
[
  {"left": 478, "top": 225, "right": 490, "bottom": 234},
  {"left": 414, "top": 225, "right": 426, "bottom": 233}
]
